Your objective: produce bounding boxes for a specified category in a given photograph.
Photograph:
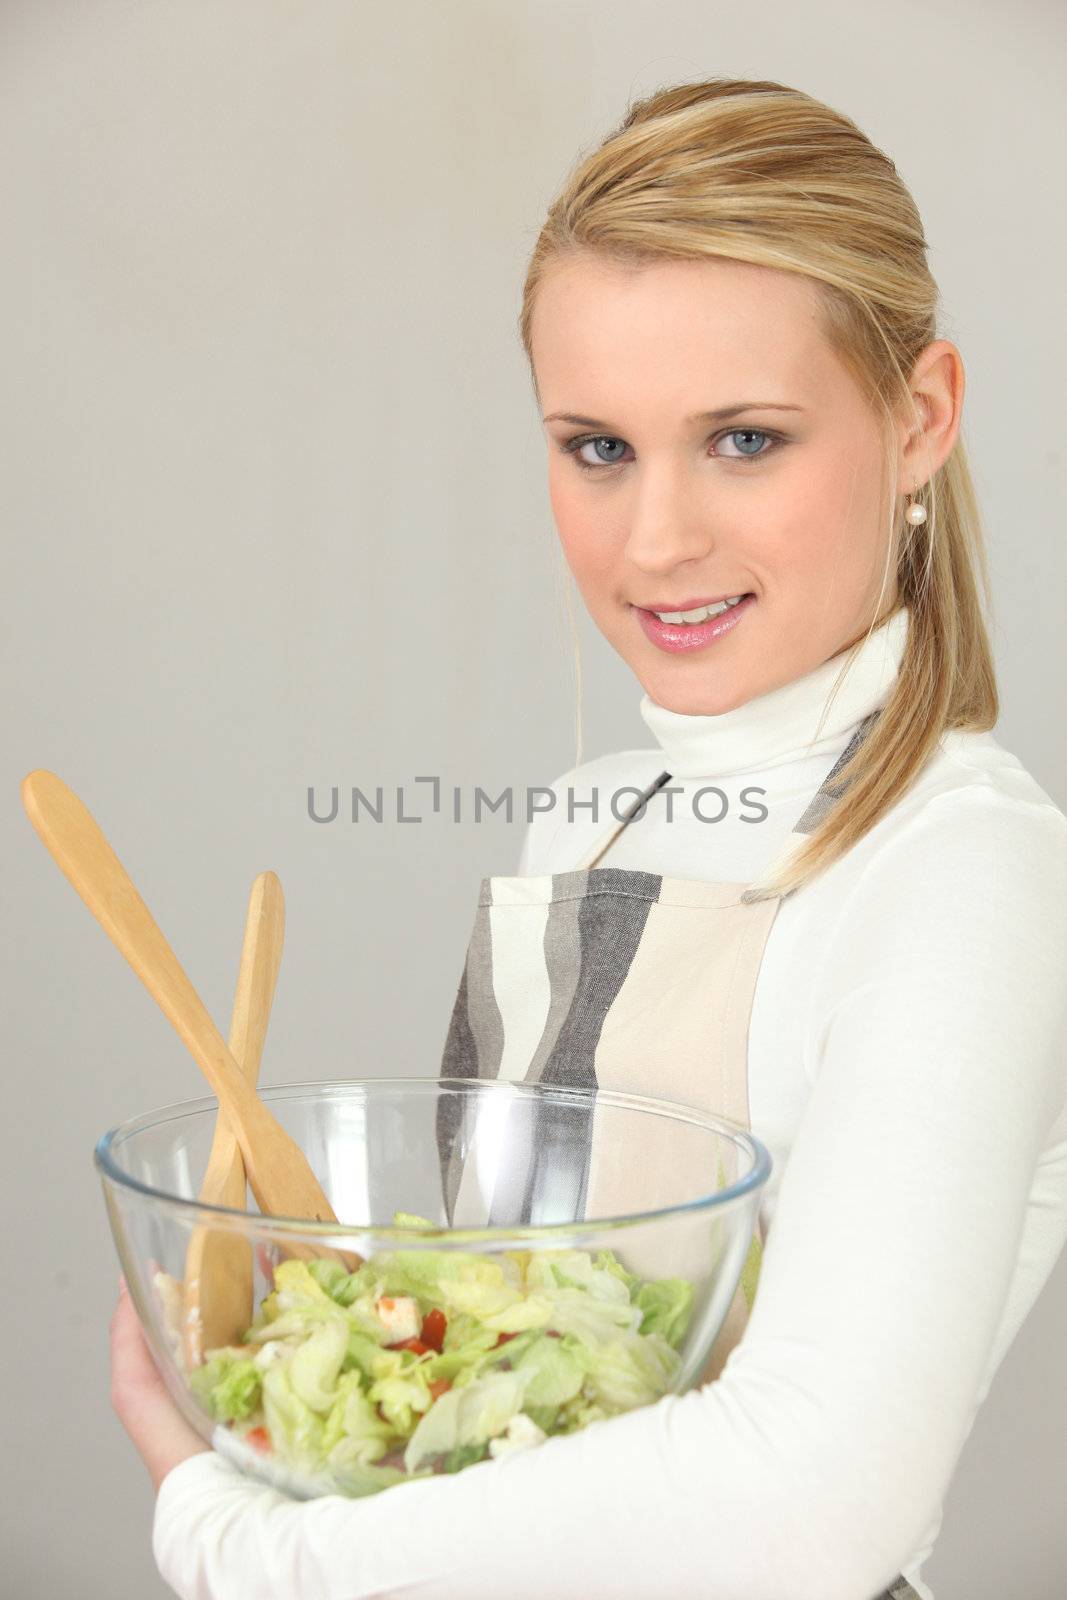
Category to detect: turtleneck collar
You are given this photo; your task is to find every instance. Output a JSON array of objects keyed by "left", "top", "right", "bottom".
[{"left": 638, "top": 606, "right": 909, "bottom": 778}]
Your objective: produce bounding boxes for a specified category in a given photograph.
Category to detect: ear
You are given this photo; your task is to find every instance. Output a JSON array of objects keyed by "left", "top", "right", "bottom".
[{"left": 896, "top": 339, "right": 965, "bottom": 492}]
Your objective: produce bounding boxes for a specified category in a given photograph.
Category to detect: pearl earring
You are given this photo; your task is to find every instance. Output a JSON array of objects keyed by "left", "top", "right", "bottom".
[{"left": 904, "top": 495, "right": 927, "bottom": 526}]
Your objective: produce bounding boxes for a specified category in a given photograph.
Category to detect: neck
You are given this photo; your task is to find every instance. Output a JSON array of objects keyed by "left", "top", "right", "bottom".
[{"left": 637, "top": 606, "right": 909, "bottom": 779}]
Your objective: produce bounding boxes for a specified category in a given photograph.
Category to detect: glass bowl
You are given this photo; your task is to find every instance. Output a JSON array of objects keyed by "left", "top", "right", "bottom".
[{"left": 95, "top": 1076, "right": 771, "bottom": 1498}]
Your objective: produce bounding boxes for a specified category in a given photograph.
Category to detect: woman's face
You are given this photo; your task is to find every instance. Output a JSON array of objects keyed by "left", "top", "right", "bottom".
[{"left": 531, "top": 253, "right": 903, "bottom": 715}]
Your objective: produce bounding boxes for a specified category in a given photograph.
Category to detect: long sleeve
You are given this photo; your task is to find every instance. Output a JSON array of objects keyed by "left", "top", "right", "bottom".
[{"left": 153, "top": 790, "right": 1067, "bottom": 1600}]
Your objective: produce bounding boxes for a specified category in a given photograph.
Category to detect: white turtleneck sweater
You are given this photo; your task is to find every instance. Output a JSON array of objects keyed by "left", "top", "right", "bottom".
[{"left": 153, "top": 609, "right": 1067, "bottom": 1600}]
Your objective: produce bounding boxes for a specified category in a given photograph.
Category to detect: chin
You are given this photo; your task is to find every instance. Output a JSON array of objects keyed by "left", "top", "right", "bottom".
[
  {"left": 671, "top": 692, "right": 752, "bottom": 717},
  {"left": 638, "top": 671, "right": 752, "bottom": 718}
]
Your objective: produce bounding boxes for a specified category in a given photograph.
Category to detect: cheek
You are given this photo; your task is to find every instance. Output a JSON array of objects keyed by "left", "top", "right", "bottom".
[
  {"left": 549, "top": 476, "right": 616, "bottom": 584},
  {"left": 758, "top": 454, "right": 868, "bottom": 572},
  {"left": 548, "top": 473, "right": 574, "bottom": 551}
]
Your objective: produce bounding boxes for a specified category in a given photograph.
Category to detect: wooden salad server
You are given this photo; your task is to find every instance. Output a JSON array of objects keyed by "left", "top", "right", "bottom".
[
  {"left": 21, "top": 770, "right": 361, "bottom": 1267},
  {"left": 181, "top": 870, "right": 284, "bottom": 1368}
]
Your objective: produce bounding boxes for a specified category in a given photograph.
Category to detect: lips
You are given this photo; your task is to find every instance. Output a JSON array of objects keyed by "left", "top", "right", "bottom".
[
  {"left": 638, "top": 592, "right": 753, "bottom": 613},
  {"left": 633, "top": 592, "right": 757, "bottom": 654}
]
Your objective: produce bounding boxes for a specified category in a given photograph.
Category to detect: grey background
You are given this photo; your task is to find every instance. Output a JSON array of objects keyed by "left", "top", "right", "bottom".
[{"left": 2, "top": 2, "right": 1064, "bottom": 1595}]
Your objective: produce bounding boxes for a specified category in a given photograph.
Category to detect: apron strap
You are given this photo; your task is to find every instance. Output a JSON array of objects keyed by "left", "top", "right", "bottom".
[
  {"left": 573, "top": 770, "right": 675, "bottom": 871},
  {"left": 574, "top": 708, "right": 884, "bottom": 877}
]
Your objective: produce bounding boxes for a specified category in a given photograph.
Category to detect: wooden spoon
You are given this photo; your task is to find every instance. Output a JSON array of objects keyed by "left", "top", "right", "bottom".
[
  {"left": 181, "top": 870, "right": 284, "bottom": 1368},
  {"left": 21, "top": 770, "right": 361, "bottom": 1265}
]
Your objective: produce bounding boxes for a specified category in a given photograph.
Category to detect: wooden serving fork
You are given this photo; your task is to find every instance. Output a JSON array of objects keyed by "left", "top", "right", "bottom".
[{"left": 181, "top": 870, "right": 284, "bottom": 1367}]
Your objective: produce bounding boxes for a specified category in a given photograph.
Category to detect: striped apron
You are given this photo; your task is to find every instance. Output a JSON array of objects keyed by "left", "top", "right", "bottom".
[{"left": 435, "top": 708, "right": 923, "bottom": 1600}]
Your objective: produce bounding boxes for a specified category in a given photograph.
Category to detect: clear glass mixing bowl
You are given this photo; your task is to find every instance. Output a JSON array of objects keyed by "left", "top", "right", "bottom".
[{"left": 95, "top": 1076, "right": 771, "bottom": 1498}]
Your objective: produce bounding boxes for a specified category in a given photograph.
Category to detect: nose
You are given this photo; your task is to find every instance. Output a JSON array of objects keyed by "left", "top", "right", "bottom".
[{"left": 621, "top": 464, "right": 719, "bottom": 577}]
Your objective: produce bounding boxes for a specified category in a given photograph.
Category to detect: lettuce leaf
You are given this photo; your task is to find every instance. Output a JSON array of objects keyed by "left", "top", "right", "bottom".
[
  {"left": 403, "top": 1369, "right": 528, "bottom": 1475},
  {"left": 201, "top": 1213, "right": 702, "bottom": 1500}
]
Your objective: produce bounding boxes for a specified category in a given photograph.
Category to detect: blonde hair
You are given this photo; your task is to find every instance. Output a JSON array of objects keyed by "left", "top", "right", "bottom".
[{"left": 519, "top": 77, "right": 998, "bottom": 901}]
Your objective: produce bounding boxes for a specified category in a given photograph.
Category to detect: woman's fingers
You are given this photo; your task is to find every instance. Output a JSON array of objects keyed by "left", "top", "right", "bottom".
[
  {"left": 108, "top": 1279, "right": 211, "bottom": 1489},
  {"left": 110, "top": 1279, "right": 166, "bottom": 1411}
]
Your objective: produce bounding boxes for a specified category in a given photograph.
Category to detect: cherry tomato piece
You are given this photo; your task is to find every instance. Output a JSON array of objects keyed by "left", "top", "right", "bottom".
[{"left": 421, "top": 1308, "right": 447, "bottom": 1352}]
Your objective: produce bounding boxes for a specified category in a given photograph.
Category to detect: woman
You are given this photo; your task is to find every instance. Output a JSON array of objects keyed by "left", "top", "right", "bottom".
[{"left": 112, "top": 78, "right": 1067, "bottom": 1599}]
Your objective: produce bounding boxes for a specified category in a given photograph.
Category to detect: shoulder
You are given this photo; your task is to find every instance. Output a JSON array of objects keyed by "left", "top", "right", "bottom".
[
  {"left": 828, "top": 725, "right": 1067, "bottom": 886},
  {"left": 809, "top": 729, "right": 1067, "bottom": 1002},
  {"left": 890, "top": 727, "right": 1065, "bottom": 868},
  {"left": 935, "top": 726, "right": 1063, "bottom": 813},
  {"left": 801, "top": 746, "right": 1067, "bottom": 1131},
  {"left": 798, "top": 724, "right": 1067, "bottom": 1011}
]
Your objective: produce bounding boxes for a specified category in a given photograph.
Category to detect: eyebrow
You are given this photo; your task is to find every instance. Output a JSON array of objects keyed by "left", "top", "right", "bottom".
[{"left": 542, "top": 403, "right": 805, "bottom": 427}]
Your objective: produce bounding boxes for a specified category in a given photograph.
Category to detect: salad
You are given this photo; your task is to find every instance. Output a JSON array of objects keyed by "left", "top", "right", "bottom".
[{"left": 181, "top": 1211, "right": 695, "bottom": 1496}]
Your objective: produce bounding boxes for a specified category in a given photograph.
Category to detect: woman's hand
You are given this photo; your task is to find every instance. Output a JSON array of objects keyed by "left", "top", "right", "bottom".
[{"left": 110, "top": 1275, "right": 210, "bottom": 1492}]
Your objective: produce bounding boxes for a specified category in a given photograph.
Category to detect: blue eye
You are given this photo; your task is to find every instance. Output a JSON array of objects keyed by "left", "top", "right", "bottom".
[
  {"left": 559, "top": 428, "right": 782, "bottom": 472},
  {"left": 717, "top": 429, "right": 777, "bottom": 460},
  {"left": 568, "top": 436, "right": 630, "bottom": 469}
]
